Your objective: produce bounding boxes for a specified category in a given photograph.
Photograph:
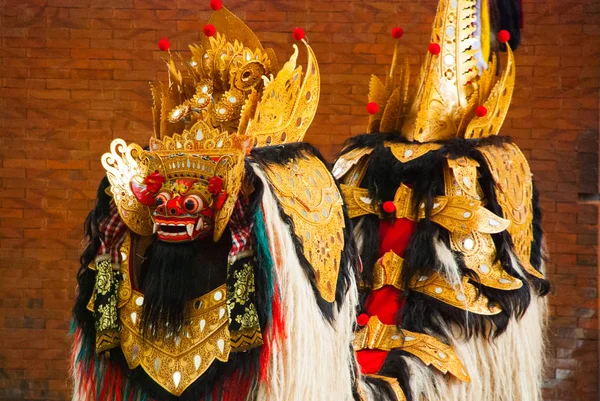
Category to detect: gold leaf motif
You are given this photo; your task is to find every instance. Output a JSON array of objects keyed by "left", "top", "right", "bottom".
[{"left": 263, "top": 153, "right": 345, "bottom": 303}]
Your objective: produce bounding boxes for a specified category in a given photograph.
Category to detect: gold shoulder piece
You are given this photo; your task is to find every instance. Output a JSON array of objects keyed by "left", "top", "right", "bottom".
[
  {"left": 101, "top": 139, "right": 152, "bottom": 236},
  {"left": 332, "top": 147, "right": 374, "bottom": 181},
  {"left": 353, "top": 316, "right": 469, "bottom": 383},
  {"left": 479, "top": 143, "right": 544, "bottom": 279},
  {"left": 340, "top": 184, "right": 380, "bottom": 219},
  {"left": 385, "top": 142, "right": 442, "bottom": 163},
  {"left": 410, "top": 273, "right": 502, "bottom": 315},
  {"left": 399, "top": 329, "right": 470, "bottom": 382},
  {"left": 262, "top": 152, "right": 345, "bottom": 303}
]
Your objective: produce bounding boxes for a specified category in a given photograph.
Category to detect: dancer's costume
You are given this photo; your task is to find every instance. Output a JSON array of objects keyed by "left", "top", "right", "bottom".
[
  {"left": 334, "top": 1, "right": 550, "bottom": 400},
  {"left": 71, "top": 6, "right": 360, "bottom": 401}
]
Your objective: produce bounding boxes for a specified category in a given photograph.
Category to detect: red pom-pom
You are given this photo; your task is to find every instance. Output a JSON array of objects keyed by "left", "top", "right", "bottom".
[
  {"left": 428, "top": 42, "right": 441, "bottom": 55},
  {"left": 208, "top": 176, "right": 223, "bottom": 195},
  {"left": 293, "top": 27, "right": 305, "bottom": 41},
  {"left": 366, "top": 102, "right": 379, "bottom": 115},
  {"left": 382, "top": 201, "right": 396, "bottom": 214},
  {"left": 157, "top": 37, "right": 170, "bottom": 51},
  {"left": 498, "top": 30, "right": 510, "bottom": 44},
  {"left": 203, "top": 24, "right": 216, "bottom": 37},
  {"left": 391, "top": 26, "right": 404, "bottom": 39},
  {"left": 357, "top": 313, "right": 370, "bottom": 327},
  {"left": 475, "top": 105, "right": 488, "bottom": 117},
  {"left": 209, "top": 0, "right": 222, "bottom": 10}
]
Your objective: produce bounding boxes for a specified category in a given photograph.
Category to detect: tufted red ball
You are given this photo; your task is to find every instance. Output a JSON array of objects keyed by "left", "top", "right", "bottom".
[
  {"left": 203, "top": 24, "right": 216, "bottom": 37},
  {"left": 428, "top": 42, "right": 441, "bottom": 55},
  {"left": 497, "top": 30, "right": 511, "bottom": 44},
  {"left": 475, "top": 105, "right": 488, "bottom": 117},
  {"left": 357, "top": 313, "right": 370, "bottom": 327},
  {"left": 382, "top": 201, "right": 396, "bottom": 214},
  {"left": 293, "top": 27, "right": 305, "bottom": 41},
  {"left": 157, "top": 37, "right": 170, "bottom": 51},
  {"left": 209, "top": 0, "right": 222, "bottom": 11},
  {"left": 366, "top": 102, "right": 379, "bottom": 115},
  {"left": 391, "top": 26, "right": 404, "bottom": 39}
]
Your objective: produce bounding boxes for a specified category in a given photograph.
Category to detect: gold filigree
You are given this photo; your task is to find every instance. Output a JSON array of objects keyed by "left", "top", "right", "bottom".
[
  {"left": 263, "top": 152, "right": 345, "bottom": 303},
  {"left": 362, "top": 0, "right": 515, "bottom": 141},
  {"left": 446, "top": 157, "right": 481, "bottom": 199},
  {"left": 372, "top": 250, "right": 404, "bottom": 290},
  {"left": 353, "top": 316, "right": 469, "bottom": 382},
  {"left": 116, "top": 234, "right": 231, "bottom": 396},
  {"left": 245, "top": 40, "right": 320, "bottom": 146},
  {"left": 103, "top": 7, "right": 321, "bottom": 241},
  {"left": 464, "top": 46, "right": 516, "bottom": 139},
  {"left": 410, "top": 273, "right": 502, "bottom": 315},
  {"left": 479, "top": 143, "right": 544, "bottom": 279},
  {"left": 385, "top": 142, "right": 442, "bottom": 163},
  {"left": 101, "top": 140, "right": 152, "bottom": 235},
  {"left": 332, "top": 147, "right": 373, "bottom": 182},
  {"left": 340, "top": 184, "right": 380, "bottom": 219}
]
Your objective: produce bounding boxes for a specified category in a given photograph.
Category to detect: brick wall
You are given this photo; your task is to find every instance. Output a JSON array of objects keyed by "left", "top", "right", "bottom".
[{"left": 0, "top": 0, "right": 598, "bottom": 400}]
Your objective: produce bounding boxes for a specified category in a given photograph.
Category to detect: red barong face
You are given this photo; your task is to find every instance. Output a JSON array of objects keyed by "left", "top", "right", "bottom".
[{"left": 131, "top": 175, "right": 218, "bottom": 243}]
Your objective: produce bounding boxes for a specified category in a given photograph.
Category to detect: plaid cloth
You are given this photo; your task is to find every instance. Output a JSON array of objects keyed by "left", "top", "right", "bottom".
[
  {"left": 98, "top": 202, "right": 128, "bottom": 264},
  {"left": 229, "top": 197, "right": 254, "bottom": 259}
]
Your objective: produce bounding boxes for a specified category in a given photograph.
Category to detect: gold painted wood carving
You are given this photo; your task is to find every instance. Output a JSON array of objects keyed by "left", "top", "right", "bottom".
[
  {"left": 353, "top": 315, "right": 470, "bottom": 382},
  {"left": 263, "top": 153, "right": 345, "bottom": 303},
  {"left": 479, "top": 143, "right": 544, "bottom": 279},
  {"left": 385, "top": 142, "right": 442, "bottom": 163},
  {"left": 332, "top": 147, "right": 373, "bottom": 182},
  {"left": 372, "top": 250, "right": 404, "bottom": 290},
  {"left": 340, "top": 184, "right": 380, "bottom": 219},
  {"left": 410, "top": 273, "right": 502, "bottom": 316}
]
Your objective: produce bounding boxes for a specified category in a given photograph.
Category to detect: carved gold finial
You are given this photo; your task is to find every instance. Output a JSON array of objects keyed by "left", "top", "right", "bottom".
[{"left": 367, "top": 0, "right": 515, "bottom": 142}]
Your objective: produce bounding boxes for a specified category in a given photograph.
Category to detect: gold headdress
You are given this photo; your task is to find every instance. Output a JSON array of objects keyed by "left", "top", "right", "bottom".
[
  {"left": 102, "top": 6, "right": 320, "bottom": 241},
  {"left": 367, "top": 0, "right": 515, "bottom": 142}
]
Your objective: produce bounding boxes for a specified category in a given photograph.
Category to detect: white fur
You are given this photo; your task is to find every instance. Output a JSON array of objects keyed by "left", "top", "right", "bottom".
[
  {"left": 396, "top": 293, "right": 547, "bottom": 401},
  {"left": 252, "top": 164, "right": 359, "bottom": 401}
]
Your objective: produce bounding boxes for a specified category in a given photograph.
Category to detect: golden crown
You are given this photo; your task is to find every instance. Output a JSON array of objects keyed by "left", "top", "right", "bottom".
[
  {"left": 101, "top": 6, "right": 320, "bottom": 241},
  {"left": 367, "top": 0, "right": 515, "bottom": 142}
]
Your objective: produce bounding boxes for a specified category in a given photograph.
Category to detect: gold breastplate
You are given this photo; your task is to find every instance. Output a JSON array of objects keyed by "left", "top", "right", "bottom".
[{"left": 118, "top": 235, "right": 231, "bottom": 396}]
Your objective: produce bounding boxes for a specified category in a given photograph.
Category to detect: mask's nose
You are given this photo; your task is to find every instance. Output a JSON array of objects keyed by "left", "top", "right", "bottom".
[{"left": 165, "top": 196, "right": 185, "bottom": 216}]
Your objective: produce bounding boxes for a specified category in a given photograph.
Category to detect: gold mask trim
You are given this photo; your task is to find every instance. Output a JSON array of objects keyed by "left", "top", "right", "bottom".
[
  {"left": 263, "top": 152, "right": 345, "bottom": 303},
  {"left": 353, "top": 315, "right": 470, "bottom": 382}
]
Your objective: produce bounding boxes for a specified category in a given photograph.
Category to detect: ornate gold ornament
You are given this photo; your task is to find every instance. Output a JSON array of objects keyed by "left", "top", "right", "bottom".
[
  {"left": 366, "top": 0, "right": 516, "bottom": 143},
  {"left": 363, "top": 375, "right": 407, "bottom": 401},
  {"left": 332, "top": 147, "right": 373, "bottom": 182},
  {"left": 385, "top": 142, "right": 442, "bottom": 163},
  {"left": 479, "top": 143, "right": 544, "bottom": 279},
  {"left": 353, "top": 315, "right": 470, "bottom": 382},
  {"left": 372, "top": 250, "right": 404, "bottom": 290},
  {"left": 117, "top": 235, "right": 231, "bottom": 396},
  {"left": 101, "top": 6, "right": 320, "bottom": 242},
  {"left": 410, "top": 273, "right": 502, "bottom": 315},
  {"left": 263, "top": 152, "right": 345, "bottom": 303},
  {"left": 340, "top": 184, "right": 380, "bottom": 219}
]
